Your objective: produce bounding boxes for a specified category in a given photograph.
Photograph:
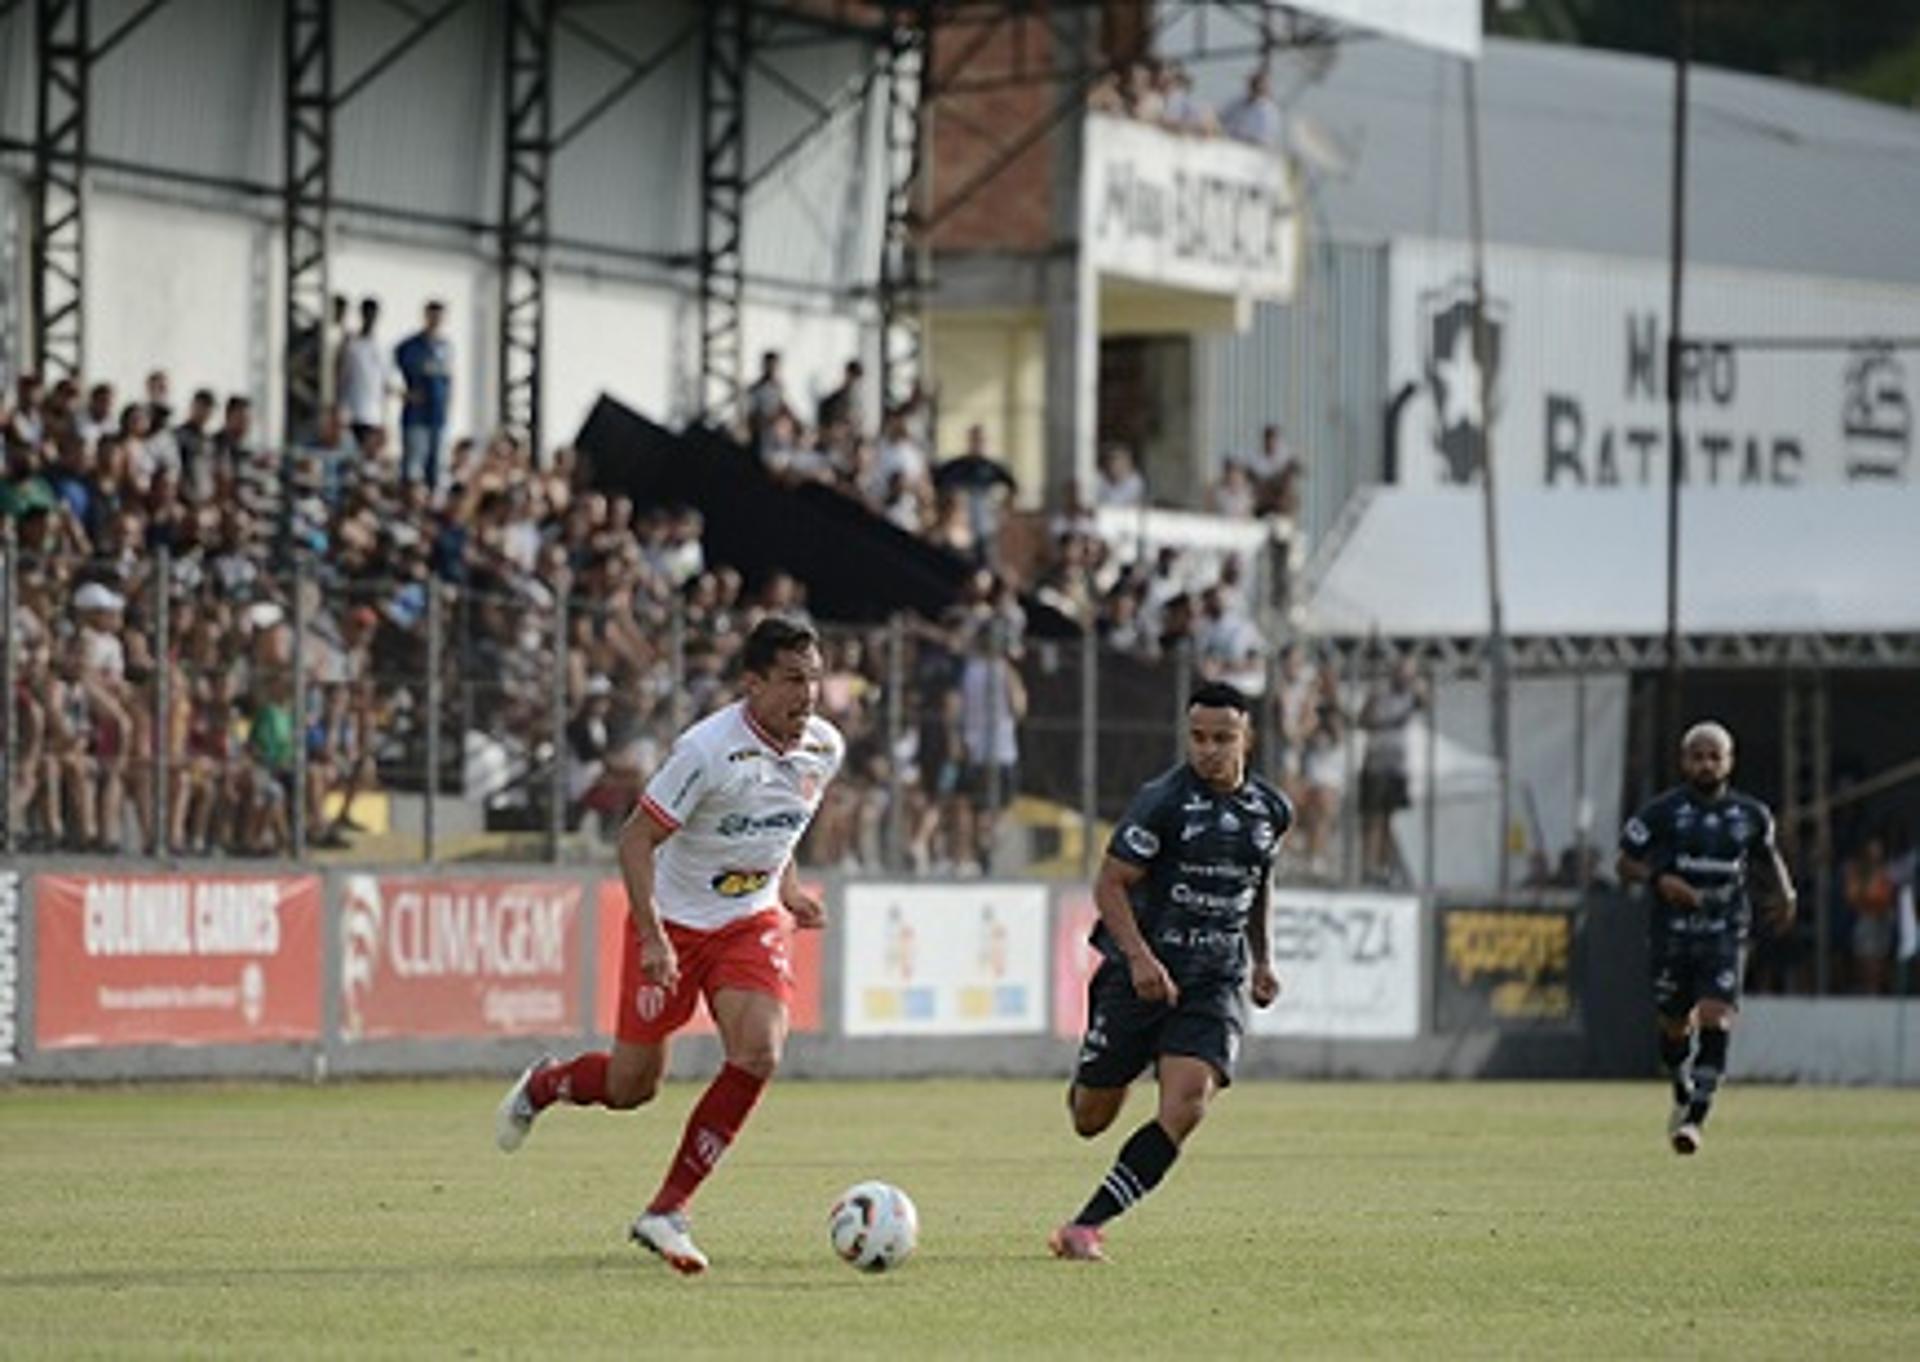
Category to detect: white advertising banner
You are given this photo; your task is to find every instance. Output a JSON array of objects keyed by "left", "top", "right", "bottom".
[
  {"left": 842, "top": 884, "right": 1049, "bottom": 1038},
  {"left": 1390, "top": 236, "right": 1920, "bottom": 491},
  {"left": 1251, "top": 890, "right": 1421, "bottom": 1040},
  {"left": 1084, "top": 114, "right": 1299, "bottom": 303}
]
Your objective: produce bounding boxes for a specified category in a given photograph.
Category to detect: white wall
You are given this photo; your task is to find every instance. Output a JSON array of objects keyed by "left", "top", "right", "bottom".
[{"left": 86, "top": 191, "right": 263, "bottom": 415}]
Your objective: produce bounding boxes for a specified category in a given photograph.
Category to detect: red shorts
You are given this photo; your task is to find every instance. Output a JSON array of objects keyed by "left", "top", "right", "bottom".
[{"left": 615, "top": 908, "right": 795, "bottom": 1045}]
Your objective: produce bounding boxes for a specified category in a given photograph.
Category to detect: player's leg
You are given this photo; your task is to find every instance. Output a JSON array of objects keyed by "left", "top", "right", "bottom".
[
  {"left": 1066, "top": 1083, "right": 1128, "bottom": 1138},
  {"left": 1676, "top": 939, "right": 1743, "bottom": 1149},
  {"left": 632, "top": 912, "right": 794, "bottom": 1273},
  {"left": 1053, "top": 966, "right": 1160, "bottom": 1260},
  {"left": 495, "top": 918, "right": 697, "bottom": 1151},
  {"left": 1650, "top": 938, "right": 1698, "bottom": 1127}
]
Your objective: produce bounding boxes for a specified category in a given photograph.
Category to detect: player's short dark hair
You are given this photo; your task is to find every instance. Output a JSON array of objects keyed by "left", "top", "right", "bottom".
[
  {"left": 1188, "top": 681, "right": 1251, "bottom": 716},
  {"left": 743, "top": 615, "right": 819, "bottom": 675}
]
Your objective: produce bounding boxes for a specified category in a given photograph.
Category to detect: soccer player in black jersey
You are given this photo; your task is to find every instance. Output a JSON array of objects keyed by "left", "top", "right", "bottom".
[
  {"left": 1051, "top": 681, "right": 1292, "bottom": 1261},
  {"left": 1617, "top": 721, "right": 1795, "bottom": 1155}
]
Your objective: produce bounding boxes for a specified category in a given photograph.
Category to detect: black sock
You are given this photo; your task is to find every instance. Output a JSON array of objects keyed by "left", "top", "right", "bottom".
[
  {"left": 1660, "top": 1030, "right": 1694, "bottom": 1104},
  {"left": 1686, "top": 1027, "right": 1729, "bottom": 1124},
  {"left": 1074, "top": 1120, "right": 1180, "bottom": 1228}
]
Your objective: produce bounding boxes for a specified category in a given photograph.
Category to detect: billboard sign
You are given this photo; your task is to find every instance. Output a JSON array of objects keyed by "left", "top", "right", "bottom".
[
  {"left": 34, "top": 874, "right": 323, "bottom": 1049},
  {"left": 1084, "top": 114, "right": 1299, "bottom": 304},
  {"left": 1250, "top": 890, "right": 1421, "bottom": 1039},
  {"left": 1391, "top": 237, "right": 1920, "bottom": 491},
  {"left": 339, "top": 875, "right": 583, "bottom": 1041},
  {"left": 843, "top": 884, "right": 1048, "bottom": 1037},
  {"left": 1435, "top": 904, "right": 1578, "bottom": 1030}
]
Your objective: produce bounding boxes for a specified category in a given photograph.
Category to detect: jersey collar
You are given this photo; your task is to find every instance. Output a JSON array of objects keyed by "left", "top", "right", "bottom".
[{"left": 741, "top": 701, "right": 799, "bottom": 755}]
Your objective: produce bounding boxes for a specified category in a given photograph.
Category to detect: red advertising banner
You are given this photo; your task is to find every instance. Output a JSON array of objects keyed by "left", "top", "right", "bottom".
[
  {"left": 340, "top": 875, "right": 584, "bottom": 1041},
  {"left": 34, "top": 874, "right": 323, "bottom": 1049},
  {"left": 1052, "top": 890, "right": 1102, "bottom": 1038},
  {"left": 594, "top": 880, "right": 824, "bottom": 1036}
]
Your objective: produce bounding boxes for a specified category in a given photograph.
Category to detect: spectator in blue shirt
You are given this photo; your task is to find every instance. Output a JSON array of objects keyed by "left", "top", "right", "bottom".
[{"left": 395, "top": 300, "right": 453, "bottom": 492}]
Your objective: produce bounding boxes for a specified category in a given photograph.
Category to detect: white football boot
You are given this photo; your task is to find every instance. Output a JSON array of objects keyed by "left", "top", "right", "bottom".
[
  {"left": 630, "top": 1211, "right": 710, "bottom": 1275},
  {"left": 494, "top": 1055, "right": 551, "bottom": 1153}
]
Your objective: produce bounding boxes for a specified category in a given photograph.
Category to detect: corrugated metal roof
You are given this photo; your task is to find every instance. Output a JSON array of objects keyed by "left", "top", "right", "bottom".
[{"left": 1178, "top": 29, "right": 1920, "bottom": 286}]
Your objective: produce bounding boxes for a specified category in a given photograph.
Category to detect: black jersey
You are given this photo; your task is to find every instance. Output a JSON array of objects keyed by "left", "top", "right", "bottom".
[
  {"left": 1100, "top": 763, "right": 1293, "bottom": 985},
  {"left": 1619, "top": 784, "right": 1778, "bottom": 936}
]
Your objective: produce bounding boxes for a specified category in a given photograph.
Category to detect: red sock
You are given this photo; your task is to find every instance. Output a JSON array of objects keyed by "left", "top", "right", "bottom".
[
  {"left": 527, "top": 1052, "right": 610, "bottom": 1109},
  {"left": 646, "top": 1063, "right": 767, "bottom": 1215}
]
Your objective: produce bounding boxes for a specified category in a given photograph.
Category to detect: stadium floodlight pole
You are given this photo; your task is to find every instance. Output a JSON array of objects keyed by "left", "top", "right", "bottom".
[
  {"left": 1462, "top": 56, "right": 1511, "bottom": 896},
  {"left": 1663, "top": 0, "right": 1692, "bottom": 761}
]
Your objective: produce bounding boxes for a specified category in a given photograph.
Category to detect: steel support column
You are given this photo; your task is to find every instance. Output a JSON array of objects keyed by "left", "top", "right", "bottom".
[
  {"left": 878, "top": 6, "right": 931, "bottom": 416},
  {"left": 500, "top": 0, "right": 552, "bottom": 451},
  {"left": 283, "top": 0, "right": 332, "bottom": 445},
  {"left": 32, "top": 0, "right": 88, "bottom": 382},
  {"left": 699, "top": 0, "right": 749, "bottom": 424}
]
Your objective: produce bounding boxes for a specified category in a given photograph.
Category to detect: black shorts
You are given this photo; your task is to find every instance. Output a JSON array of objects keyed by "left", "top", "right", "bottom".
[
  {"left": 1073, "top": 959, "right": 1247, "bottom": 1090},
  {"left": 1360, "top": 768, "right": 1410, "bottom": 816},
  {"left": 1650, "top": 931, "right": 1745, "bottom": 1020}
]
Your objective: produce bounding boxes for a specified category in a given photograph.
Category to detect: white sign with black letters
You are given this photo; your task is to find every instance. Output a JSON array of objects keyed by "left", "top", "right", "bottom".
[
  {"left": 1084, "top": 114, "right": 1299, "bottom": 303},
  {"left": 1250, "top": 890, "right": 1421, "bottom": 1039},
  {"left": 1390, "top": 236, "right": 1920, "bottom": 491}
]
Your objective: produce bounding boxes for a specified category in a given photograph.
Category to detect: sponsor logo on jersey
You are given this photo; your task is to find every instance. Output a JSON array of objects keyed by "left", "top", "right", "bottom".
[
  {"left": 1122, "top": 824, "right": 1160, "bottom": 858},
  {"left": 716, "top": 809, "right": 808, "bottom": 837},
  {"left": 802, "top": 741, "right": 832, "bottom": 756},
  {"left": 1218, "top": 809, "right": 1241, "bottom": 832},
  {"left": 1183, "top": 795, "right": 1211, "bottom": 813},
  {"left": 727, "top": 747, "right": 763, "bottom": 763},
  {"left": 1251, "top": 821, "right": 1275, "bottom": 851},
  {"left": 711, "top": 868, "right": 773, "bottom": 898},
  {"left": 1181, "top": 821, "right": 1207, "bottom": 843},
  {"left": 1624, "top": 817, "right": 1650, "bottom": 845}
]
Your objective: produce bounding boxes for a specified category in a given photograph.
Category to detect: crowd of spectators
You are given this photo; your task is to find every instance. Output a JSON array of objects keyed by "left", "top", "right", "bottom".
[{"left": 1086, "top": 60, "right": 1288, "bottom": 150}]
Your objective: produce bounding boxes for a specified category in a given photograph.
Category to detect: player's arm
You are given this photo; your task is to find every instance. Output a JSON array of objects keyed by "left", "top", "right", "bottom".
[
  {"left": 779, "top": 857, "right": 826, "bottom": 930},
  {"left": 1748, "top": 809, "right": 1797, "bottom": 932},
  {"left": 1093, "top": 854, "right": 1178, "bottom": 1005},
  {"left": 1247, "top": 862, "right": 1280, "bottom": 1008},
  {"left": 616, "top": 802, "right": 679, "bottom": 989}
]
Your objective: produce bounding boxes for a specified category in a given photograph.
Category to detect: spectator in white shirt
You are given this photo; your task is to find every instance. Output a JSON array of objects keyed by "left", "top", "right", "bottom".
[
  {"left": 1160, "top": 63, "right": 1217, "bottom": 135},
  {"left": 1095, "top": 443, "right": 1147, "bottom": 508},
  {"left": 1221, "top": 68, "right": 1284, "bottom": 149},
  {"left": 1209, "top": 459, "right": 1258, "bottom": 518},
  {"left": 336, "top": 296, "right": 393, "bottom": 447}
]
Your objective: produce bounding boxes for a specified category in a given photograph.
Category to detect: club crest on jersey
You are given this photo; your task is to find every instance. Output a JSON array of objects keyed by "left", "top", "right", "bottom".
[
  {"left": 711, "top": 868, "right": 773, "bottom": 898},
  {"left": 1122, "top": 824, "right": 1160, "bottom": 858},
  {"left": 1251, "top": 821, "right": 1275, "bottom": 851}
]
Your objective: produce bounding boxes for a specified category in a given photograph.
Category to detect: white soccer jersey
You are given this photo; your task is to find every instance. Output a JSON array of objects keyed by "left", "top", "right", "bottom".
[{"left": 637, "top": 701, "right": 844, "bottom": 930}]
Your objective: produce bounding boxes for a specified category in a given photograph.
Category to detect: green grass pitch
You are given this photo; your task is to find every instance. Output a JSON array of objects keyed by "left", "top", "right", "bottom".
[{"left": 1, "top": 1077, "right": 1916, "bottom": 1358}]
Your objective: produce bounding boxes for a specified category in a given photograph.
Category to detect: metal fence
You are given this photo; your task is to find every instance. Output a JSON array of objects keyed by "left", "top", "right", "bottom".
[{"left": 0, "top": 542, "right": 1902, "bottom": 998}]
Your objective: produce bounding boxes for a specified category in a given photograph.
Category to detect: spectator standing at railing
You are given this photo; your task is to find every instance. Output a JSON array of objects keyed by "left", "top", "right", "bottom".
[
  {"left": 1160, "top": 63, "right": 1217, "bottom": 135},
  {"left": 745, "top": 350, "right": 795, "bottom": 447},
  {"left": 1208, "top": 459, "right": 1257, "bottom": 518},
  {"left": 816, "top": 358, "right": 864, "bottom": 435},
  {"left": 1220, "top": 67, "right": 1284, "bottom": 148},
  {"left": 1358, "top": 656, "right": 1423, "bottom": 885},
  {"left": 9, "top": 372, "right": 46, "bottom": 448},
  {"left": 172, "top": 388, "right": 217, "bottom": 502},
  {"left": 1843, "top": 835, "right": 1897, "bottom": 995},
  {"left": 337, "top": 296, "right": 392, "bottom": 448},
  {"left": 1095, "top": 444, "right": 1147, "bottom": 509},
  {"left": 933, "top": 424, "right": 1016, "bottom": 568},
  {"left": 395, "top": 299, "right": 453, "bottom": 492}
]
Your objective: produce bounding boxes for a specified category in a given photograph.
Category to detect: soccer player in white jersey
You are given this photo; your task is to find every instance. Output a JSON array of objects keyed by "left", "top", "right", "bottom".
[{"left": 494, "top": 616, "right": 843, "bottom": 1274}]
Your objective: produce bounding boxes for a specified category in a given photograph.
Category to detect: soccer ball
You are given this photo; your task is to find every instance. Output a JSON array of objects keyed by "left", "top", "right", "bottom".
[{"left": 827, "top": 1180, "right": 919, "bottom": 1272}]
